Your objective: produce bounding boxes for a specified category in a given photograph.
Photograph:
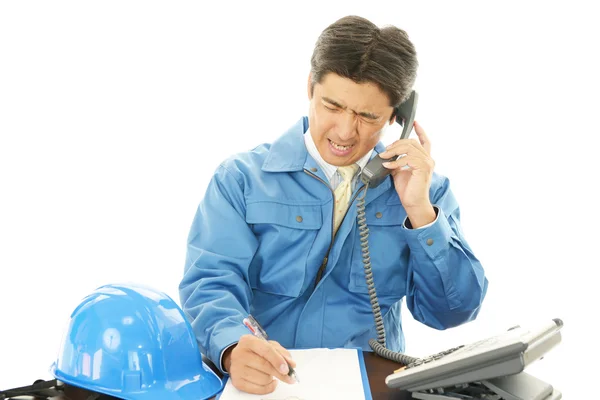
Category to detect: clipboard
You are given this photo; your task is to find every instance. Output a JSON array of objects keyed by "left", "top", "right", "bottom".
[{"left": 216, "top": 347, "right": 372, "bottom": 400}]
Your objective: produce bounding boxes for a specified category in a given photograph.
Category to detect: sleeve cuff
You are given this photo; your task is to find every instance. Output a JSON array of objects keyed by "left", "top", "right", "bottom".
[
  {"left": 403, "top": 205, "right": 439, "bottom": 230},
  {"left": 219, "top": 343, "right": 239, "bottom": 375},
  {"left": 402, "top": 205, "right": 453, "bottom": 260},
  {"left": 210, "top": 324, "right": 251, "bottom": 375}
]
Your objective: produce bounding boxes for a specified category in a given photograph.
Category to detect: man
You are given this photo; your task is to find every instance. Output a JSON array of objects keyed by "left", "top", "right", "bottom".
[{"left": 179, "top": 15, "right": 488, "bottom": 395}]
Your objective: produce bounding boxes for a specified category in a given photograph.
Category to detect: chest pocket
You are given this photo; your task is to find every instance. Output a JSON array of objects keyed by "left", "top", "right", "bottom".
[
  {"left": 349, "top": 204, "right": 409, "bottom": 298},
  {"left": 246, "top": 202, "right": 323, "bottom": 297}
]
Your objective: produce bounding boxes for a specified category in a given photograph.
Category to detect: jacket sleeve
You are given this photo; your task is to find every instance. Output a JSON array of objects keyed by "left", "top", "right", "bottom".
[
  {"left": 179, "top": 164, "right": 256, "bottom": 372},
  {"left": 402, "top": 175, "right": 488, "bottom": 330}
]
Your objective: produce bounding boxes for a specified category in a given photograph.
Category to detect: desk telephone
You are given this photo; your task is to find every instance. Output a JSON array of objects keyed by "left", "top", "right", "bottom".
[{"left": 357, "top": 91, "right": 564, "bottom": 399}]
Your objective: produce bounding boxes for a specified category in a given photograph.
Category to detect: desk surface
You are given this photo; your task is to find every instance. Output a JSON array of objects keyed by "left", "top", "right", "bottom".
[
  {"left": 364, "top": 352, "right": 412, "bottom": 399},
  {"left": 10, "top": 352, "right": 412, "bottom": 400}
]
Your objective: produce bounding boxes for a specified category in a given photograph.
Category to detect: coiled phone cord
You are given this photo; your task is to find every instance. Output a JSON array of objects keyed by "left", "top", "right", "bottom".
[{"left": 356, "top": 184, "right": 419, "bottom": 366}]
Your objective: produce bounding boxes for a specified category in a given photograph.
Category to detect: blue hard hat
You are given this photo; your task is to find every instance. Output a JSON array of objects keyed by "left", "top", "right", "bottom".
[{"left": 50, "top": 283, "right": 224, "bottom": 400}]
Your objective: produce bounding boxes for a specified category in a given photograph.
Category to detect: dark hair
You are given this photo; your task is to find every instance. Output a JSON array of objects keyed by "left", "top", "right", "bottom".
[{"left": 310, "top": 15, "right": 418, "bottom": 110}]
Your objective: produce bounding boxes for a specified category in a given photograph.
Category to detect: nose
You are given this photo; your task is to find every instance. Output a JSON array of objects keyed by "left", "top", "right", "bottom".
[{"left": 336, "top": 112, "right": 358, "bottom": 141}]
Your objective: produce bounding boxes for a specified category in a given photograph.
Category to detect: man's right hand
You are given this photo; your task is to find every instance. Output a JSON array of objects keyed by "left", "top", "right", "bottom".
[{"left": 223, "top": 334, "right": 297, "bottom": 395}]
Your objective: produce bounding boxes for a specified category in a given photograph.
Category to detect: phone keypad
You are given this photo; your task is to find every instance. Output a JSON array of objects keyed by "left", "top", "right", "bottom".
[{"left": 405, "top": 345, "right": 465, "bottom": 369}]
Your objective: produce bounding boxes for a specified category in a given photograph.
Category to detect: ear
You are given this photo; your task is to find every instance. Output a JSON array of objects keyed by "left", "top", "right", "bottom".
[{"left": 307, "top": 72, "right": 313, "bottom": 100}]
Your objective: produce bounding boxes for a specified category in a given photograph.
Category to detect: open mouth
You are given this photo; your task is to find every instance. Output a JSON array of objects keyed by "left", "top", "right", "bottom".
[{"left": 328, "top": 139, "right": 355, "bottom": 156}]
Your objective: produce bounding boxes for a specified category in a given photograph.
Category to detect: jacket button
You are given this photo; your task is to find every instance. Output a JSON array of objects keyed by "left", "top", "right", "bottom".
[
  {"left": 375, "top": 212, "right": 382, "bottom": 218},
  {"left": 296, "top": 216, "right": 303, "bottom": 223},
  {"left": 426, "top": 238, "right": 434, "bottom": 246},
  {"left": 310, "top": 167, "right": 318, "bottom": 172}
]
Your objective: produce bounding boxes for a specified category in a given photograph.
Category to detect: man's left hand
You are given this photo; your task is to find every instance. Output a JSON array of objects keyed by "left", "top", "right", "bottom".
[{"left": 378, "top": 121, "right": 436, "bottom": 228}]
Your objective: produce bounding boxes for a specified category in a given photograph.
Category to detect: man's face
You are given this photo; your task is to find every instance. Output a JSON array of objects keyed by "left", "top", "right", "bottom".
[{"left": 307, "top": 72, "right": 395, "bottom": 167}]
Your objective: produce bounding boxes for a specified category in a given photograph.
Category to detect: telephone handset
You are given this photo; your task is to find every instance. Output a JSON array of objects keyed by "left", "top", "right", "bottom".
[{"left": 360, "top": 90, "right": 419, "bottom": 188}]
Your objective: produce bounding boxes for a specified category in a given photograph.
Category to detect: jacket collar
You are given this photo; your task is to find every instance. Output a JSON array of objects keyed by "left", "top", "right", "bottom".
[{"left": 261, "top": 116, "right": 387, "bottom": 173}]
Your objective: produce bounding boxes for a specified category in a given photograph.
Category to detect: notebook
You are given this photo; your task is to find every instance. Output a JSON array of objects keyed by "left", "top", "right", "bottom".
[{"left": 217, "top": 347, "right": 372, "bottom": 400}]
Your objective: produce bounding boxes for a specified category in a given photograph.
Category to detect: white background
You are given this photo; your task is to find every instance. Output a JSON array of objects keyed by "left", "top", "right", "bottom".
[{"left": 1, "top": 1, "right": 598, "bottom": 398}]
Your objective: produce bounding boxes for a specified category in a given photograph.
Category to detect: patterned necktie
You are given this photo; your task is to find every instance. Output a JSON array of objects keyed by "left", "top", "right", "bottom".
[{"left": 333, "top": 164, "right": 359, "bottom": 234}]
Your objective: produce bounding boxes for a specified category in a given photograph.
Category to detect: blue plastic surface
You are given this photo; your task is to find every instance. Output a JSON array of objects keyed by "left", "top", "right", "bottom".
[
  {"left": 357, "top": 349, "right": 373, "bottom": 400},
  {"left": 50, "top": 283, "right": 224, "bottom": 399}
]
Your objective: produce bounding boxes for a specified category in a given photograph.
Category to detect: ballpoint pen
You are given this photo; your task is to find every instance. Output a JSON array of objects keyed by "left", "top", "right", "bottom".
[{"left": 243, "top": 315, "right": 300, "bottom": 383}]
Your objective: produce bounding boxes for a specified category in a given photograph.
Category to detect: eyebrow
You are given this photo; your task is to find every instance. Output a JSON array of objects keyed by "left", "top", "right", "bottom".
[{"left": 322, "top": 97, "right": 380, "bottom": 120}]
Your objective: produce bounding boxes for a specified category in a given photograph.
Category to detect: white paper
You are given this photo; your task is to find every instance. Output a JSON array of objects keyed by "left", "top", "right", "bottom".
[{"left": 218, "top": 348, "right": 368, "bottom": 400}]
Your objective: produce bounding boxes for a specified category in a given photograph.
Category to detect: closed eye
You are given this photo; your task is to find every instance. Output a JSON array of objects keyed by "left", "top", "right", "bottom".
[{"left": 359, "top": 115, "right": 379, "bottom": 124}]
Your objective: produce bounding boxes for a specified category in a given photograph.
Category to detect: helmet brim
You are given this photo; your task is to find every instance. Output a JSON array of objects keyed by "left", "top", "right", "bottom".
[{"left": 50, "top": 362, "right": 224, "bottom": 400}]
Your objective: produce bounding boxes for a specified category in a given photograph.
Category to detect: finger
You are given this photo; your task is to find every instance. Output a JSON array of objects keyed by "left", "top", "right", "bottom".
[
  {"left": 232, "top": 376, "right": 278, "bottom": 395},
  {"left": 248, "top": 339, "right": 294, "bottom": 381},
  {"left": 413, "top": 121, "right": 431, "bottom": 154},
  {"left": 268, "top": 341, "right": 296, "bottom": 368},
  {"left": 379, "top": 139, "right": 427, "bottom": 159},
  {"left": 382, "top": 154, "right": 432, "bottom": 171},
  {"left": 243, "top": 353, "right": 296, "bottom": 384},
  {"left": 234, "top": 364, "right": 276, "bottom": 386}
]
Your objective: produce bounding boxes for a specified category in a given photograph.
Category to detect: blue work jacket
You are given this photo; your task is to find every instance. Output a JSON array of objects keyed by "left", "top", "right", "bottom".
[{"left": 179, "top": 117, "right": 488, "bottom": 372}]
